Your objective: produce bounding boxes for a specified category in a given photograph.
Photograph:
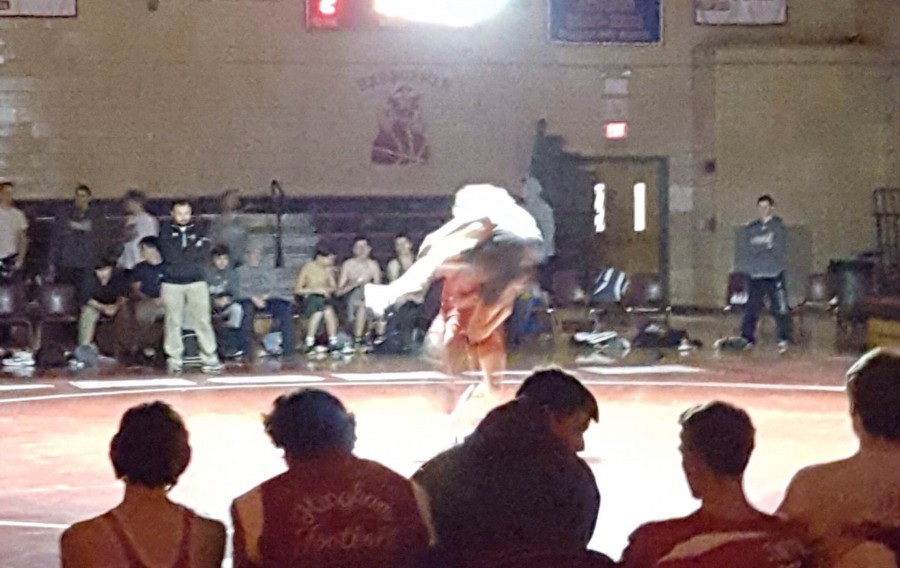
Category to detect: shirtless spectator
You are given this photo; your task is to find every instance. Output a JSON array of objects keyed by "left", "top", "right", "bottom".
[
  {"left": 337, "top": 236, "right": 382, "bottom": 347},
  {"left": 294, "top": 248, "right": 340, "bottom": 353},
  {"left": 119, "top": 189, "right": 159, "bottom": 271},
  {"left": 779, "top": 348, "right": 900, "bottom": 567},
  {"left": 0, "top": 181, "right": 28, "bottom": 282},
  {"left": 621, "top": 401, "right": 809, "bottom": 568},
  {"left": 231, "top": 389, "right": 431, "bottom": 568},
  {"left": 413, "top": 368, "right": 601, "bottom": 567},
  {"left": 60, "top": 402, "right": 226, "bottom": 568}
]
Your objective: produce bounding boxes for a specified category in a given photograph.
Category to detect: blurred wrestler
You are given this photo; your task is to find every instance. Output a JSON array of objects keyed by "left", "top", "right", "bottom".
[{"left": 366, "top": 183, "right": 543, "bottom": 393}]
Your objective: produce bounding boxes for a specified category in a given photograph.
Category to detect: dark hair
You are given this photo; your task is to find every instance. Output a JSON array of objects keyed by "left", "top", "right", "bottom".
[
  {"left": 516, "top": 368, "right": 599, "bottom": 422},
  {"left": 314, "top": 247, "right": 334, "bottom": 259},
  {"left": 679, "top": 401, "right": 755, "bottom": 477},
  {"left": 211, "top": 244, "right": 231, "bottom": 258},
  {"left": 0, "top": 180, "right": 13, "bottom": 190},
  {"left": 172, "top": 199, "right": 191, "bottom": 209},
  {"left": 757, "top": 195, "right": 774, "bottom": 206},
  {"left": 75, "top": 184, "right": 92, "bottom": 196},
  {"left": 847, "top": 348, "right": 900, "bottom": 440},
  {"left": 95, "top": 254, "right": 119, "bottom": 270},
  {"left": 124, "top": 189, "right": 147, "bottom": 204},
  {"left": 110, "top": 402, "right": 190, "bottom": 487},
  {"left": 264, "top": 389, "right": 355, "bottom": 459},
  {"left": 139, "top": 236, "right": 159, "bottom": 250}
]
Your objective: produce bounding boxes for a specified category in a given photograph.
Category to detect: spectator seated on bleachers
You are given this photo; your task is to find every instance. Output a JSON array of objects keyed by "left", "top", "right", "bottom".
[
  {"left": 294, "top": 247, "right": 341, "bottom": 354},
  {"left": 78, "top": 255, "right": 128, "bottom": 351},
  {"left": 205, "top": 244, "right": 243, "bottom": 359},
  {"left": 779, "top": 348, "right": 900, "bottom": 567},
  {"left": 337, "top": 236, "right": 382, "bottom": 349},
  {"left": 236, "top": 242, "right": 297, "bottom": 359},
  {"left": 412, "top": 368, "right": 600, "bottom": 568},
  {"left": 105, "top": 235, "right": 166, "bottom": 362},
  {"left": 620, "top": 401, "right": 809, "bottom": 568},
  {"left": 231, "top": 389, "right": 431, "bottom": 568},
  {"left": 60, "top": 402, "right": 226, "bottom": 567}
]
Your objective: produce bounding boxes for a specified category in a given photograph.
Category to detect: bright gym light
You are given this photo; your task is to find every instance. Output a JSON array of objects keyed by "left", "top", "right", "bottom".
[{"left": 373, "top": 0, "right": 511, "bottom": 27}]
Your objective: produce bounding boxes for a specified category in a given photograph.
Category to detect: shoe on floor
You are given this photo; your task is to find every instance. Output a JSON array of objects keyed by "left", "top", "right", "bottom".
[
  {"left": 166, "top": 361, "right": 184, "bottom": 375},
  {"left": 2, "top": 350, "right": 35, "bottom": 367},
  {"left": 201, "top": 361, "right": 225, "bottom": 374},
  {"left": 777, "top": 340, "right": 790, "bottom": 354}
]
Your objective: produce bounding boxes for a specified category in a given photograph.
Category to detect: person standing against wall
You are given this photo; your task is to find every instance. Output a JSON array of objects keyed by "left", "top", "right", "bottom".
[
  {"left": 119, "top": 189, "right": 159, "bottom": 271},
  {"left": 50, "top": 184, "right": 102, "bottom": 299},
  {"left": 739, "top": 194, "right": 791, "bottom": 353}
]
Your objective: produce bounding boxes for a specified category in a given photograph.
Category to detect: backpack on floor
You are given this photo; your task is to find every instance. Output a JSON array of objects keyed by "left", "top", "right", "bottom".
[{"left": 633, "top": 322, "right": 688, "bottom": 349}]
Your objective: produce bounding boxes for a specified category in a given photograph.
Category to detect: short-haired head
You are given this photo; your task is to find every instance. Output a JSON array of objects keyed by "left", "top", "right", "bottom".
[
  {"left": 124, "top": 189, "right": 146, "bottom": 204},
  {"left": 109, "top": 401, "right": 190, "bottom": 488},
  {"left": 75, "top": 184, "right": 92, "bottom": 197},
  {"left": 679, "top": 401, "right": 755, "bottom": 477},
  {"left": 95, "top": 254, "right": 119, "bottom": 270},
  {"left": 211, "top": 244, "right": 231, "bottom": 259},
  {"left": 847, "top": 348, "right": 900, "bottom": 441},
  {"left": 516, "top": 367, "right": 598, "bottom": 421},
  {"left": 315, "top": 247, "right": 334, "bottom": 259},
  {"left": 264, "top": 389, "right": 356, "bottom": 461},
  {"left": 757, "top": 195, "right": 774, "bottom": 206}
]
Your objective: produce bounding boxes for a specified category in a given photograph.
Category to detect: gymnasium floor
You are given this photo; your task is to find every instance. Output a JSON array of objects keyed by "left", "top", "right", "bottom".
[{"left": 0, "top": 312, "right": 864, "bottom": 566}]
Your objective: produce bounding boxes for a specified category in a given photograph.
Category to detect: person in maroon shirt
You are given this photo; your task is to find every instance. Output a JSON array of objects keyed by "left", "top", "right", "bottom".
[
  {"left": 620, "top": 401, "right": 809, "bottom": 568},
  {"left": 60, "top": 402, "right": 226, "bottom": 568},
  {"left": 231, "top": 389, "right": 432, "bottom": 568}
]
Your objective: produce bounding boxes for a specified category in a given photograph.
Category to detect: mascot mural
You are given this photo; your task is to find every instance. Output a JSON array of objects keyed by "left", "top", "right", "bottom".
[{"left": 371, "top": 84, "right": 430, "bottom": 166}]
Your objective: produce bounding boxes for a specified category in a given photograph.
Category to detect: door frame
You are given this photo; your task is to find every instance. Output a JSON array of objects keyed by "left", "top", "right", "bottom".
[{"left": 585, "top": 156, "right": 671, "bottom": 302}]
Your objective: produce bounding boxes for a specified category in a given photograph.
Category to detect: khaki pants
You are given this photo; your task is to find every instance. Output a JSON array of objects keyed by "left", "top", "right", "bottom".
[
  {"left": 161, "top": 281, "right": 220, "bottom": 367},
  {"left": 78, "top": 305, "right": 102, "bottom": 346}
]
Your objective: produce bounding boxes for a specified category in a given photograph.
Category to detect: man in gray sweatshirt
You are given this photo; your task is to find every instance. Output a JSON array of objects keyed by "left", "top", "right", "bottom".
[
  {"left": 236, "top": 242, "right": 296, "bottom": 358},
  {"left": 739, "top": 194, "right": 790, "bottom": 351}
]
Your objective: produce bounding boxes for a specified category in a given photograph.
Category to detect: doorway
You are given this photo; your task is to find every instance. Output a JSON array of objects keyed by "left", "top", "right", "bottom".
[{"left": 588, "top": 157, "right": 669, "bottom": 299}]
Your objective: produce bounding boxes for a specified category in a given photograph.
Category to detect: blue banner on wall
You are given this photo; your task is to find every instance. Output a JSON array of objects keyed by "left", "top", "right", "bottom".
[{"left": 549, "top": 0, "right": 661, "bottom": 44}]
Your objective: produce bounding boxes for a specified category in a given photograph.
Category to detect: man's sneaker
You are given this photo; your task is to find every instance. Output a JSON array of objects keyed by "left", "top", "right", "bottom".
[
  {"left": 364, "top": 283, "right": 392, "bottom": 318},
  {"left": 777, "top": 340, "right": 790, "bottom": 354},
  {"left": 201, "top": 361, "right": 225, "bottom": 374},
  {"left": 2, "top": 350, "right": 35, "bottom": 367},
  {"left": 166, "top": 361, "right": 184, "bottom": 375},
  {"left": 340, "top": 342, "right": 356, "bottom": 355}
]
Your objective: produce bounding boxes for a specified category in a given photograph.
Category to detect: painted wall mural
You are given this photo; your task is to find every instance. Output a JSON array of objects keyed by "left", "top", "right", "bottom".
[{"left": 357, "top": 70, "right": 450, "bottom": 166}]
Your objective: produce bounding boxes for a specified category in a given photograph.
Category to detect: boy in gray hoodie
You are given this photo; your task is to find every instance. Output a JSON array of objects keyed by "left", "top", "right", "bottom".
[{"left": 739, "top": 194, "right": 790, "bottom": 351}]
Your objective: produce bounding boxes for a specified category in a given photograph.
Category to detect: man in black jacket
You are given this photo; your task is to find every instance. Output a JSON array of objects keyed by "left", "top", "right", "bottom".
[
  {"left": 412, "top": 368, "right": 601, "bottom": 567},
  {"left": 157, "top": 200, "right": 222, "bottom": 374}
]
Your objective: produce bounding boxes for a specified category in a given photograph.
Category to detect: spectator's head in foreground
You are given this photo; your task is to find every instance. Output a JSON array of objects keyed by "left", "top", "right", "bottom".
[
  {"left": 264, "top": 389, "right": 356, "bottom": 464},
  {"left": 847, "top": 348, "right": 900, "bottom": 444},
  {"left": 515, "top": 368, "right": 599, "bottom": 453},
  {"left": 110, "top": 401, "right": 190, "bottom": 489},
  {"left": 678, "top": 401, "right": 755, "bottom": 499}
]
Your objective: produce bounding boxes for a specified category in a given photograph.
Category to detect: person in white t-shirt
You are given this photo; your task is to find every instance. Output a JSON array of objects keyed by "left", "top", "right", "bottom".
[
  {"left": 779, "top": 348, "right": 900, "bottom": 567},
  {"left": 0, "top": 181, "right": 28, "bottom": 279},
  {"left": 118, "top": 189, "right": 159, "bottom": 270}
]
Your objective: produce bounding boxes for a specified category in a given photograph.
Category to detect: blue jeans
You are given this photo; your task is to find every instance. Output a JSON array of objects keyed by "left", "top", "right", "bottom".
[
  {"left": 741, "top": 273, "right": 791, "bottom": 343},
  {"left": 239, "top": 299, "right": 296, "bottom": 356}
]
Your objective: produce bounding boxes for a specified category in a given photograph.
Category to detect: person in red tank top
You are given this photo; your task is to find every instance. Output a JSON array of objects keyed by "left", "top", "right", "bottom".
[
  {"left": 60, "top": 402, "right": 226, "bottom": 568},
  {"left": 620, "top": 401, "right": 810, "bottom": 568},
  {"left": 231, "top": 389, "right": 432, "bottom": 568}
]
